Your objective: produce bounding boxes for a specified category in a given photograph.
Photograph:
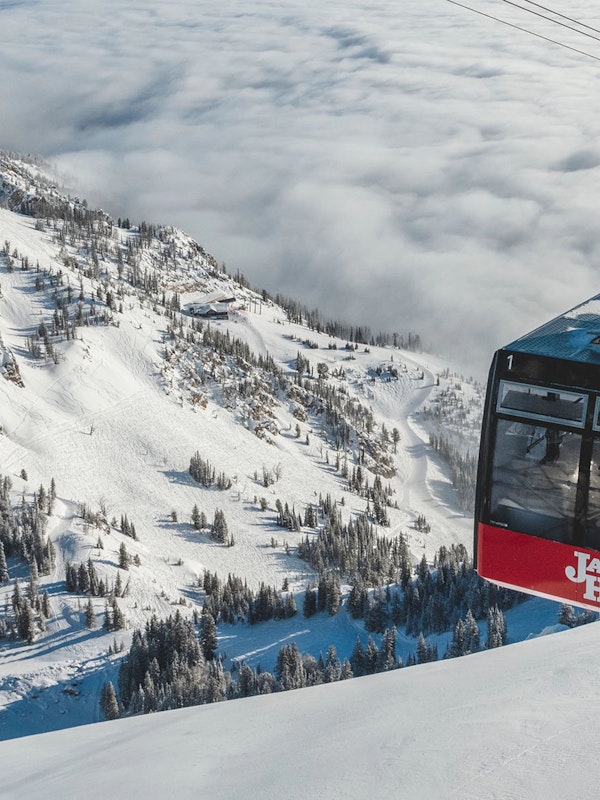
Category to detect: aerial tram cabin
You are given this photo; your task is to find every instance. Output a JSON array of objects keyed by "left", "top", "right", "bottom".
[{"left": 475, "top": 294, "right": 600, "bottom": 611}]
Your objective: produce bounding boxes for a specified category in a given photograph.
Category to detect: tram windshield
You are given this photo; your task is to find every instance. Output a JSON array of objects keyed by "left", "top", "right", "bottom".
[
  {"left": 489, "top": 418, "right": 581, "bottom": 543},
  {"left": 489, "top": 381, "right": 590, "bottom": 543}
]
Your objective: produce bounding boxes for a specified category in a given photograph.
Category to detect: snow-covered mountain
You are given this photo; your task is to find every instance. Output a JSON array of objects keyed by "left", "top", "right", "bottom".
[{"left": 0, "top": 152, "right": 574, "bottom": 761}]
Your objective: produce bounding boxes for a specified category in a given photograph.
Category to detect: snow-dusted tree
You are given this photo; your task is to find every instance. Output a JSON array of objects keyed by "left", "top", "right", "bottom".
[
  {"left": 11, "top": 579, "right": 22, "bottom": 615},
  {"left": 364, "top": 635, "right": 380, "bottom": 674},
  {"left": 350, "top": 637, "right": 366, "bottom": 677},
  {"left": 205, "top": 661, "right": 227, "bottom": 703},
  {"left": 237, "top": 662, "right": 256, "bottom": 698},
  {"left": 211, "top": 509, "right": 228, "bottom": 544},
  {"left": 275, "top": 642, "right": 306, "bottom": 690},
  {"left": 303, "top": 585, "right": 317, "bottom": 618},
  {"left": 103, "top": 601, "right": 113, "bottom": 630},
  {"left": 84, "top": 596, "right": 96, "bottom": 629},
  {"left": 17, "top": 599, "right": 35, "bottom": 644},
  {"left": 100, "top": 681, "right": 120, "bottom": 720},
  {"left": 347, "top": 578, "right": 368, "bottom": 619},
  {"left": 0, "top": 541, "right": 8, "bottom": 583},
  {"left": 200, "top": 605, "right": 218, "bottom": 661},
  {"left": 41, "top": 590, "right": 51, "bottom": 619},
  {"left": 486, "top": 605, "right": 507, "bottom": 649},
  {"left": 378, "top": 627, "right": 398, "bottom": 671},
  {"left": 324, "top": 645, "right": 342, "bottom": 683},
  {"left": 118, "top": 541, "right": 130, "bottom": 570},
  {"left": 191, "top": 503, "right": 203, "bottom": 530},
  {"left": 111, "top": 598, "right": 125, "bottom": 630}
]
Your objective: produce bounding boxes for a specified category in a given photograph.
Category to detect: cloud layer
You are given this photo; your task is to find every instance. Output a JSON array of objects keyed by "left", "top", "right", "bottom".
[{"left": 2, "top": 0, "right": 600, "bottom": 374}]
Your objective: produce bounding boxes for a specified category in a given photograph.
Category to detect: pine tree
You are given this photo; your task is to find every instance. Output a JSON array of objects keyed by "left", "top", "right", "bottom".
[
  {"left": 200, "top": 606, "right": 218, "bottom": 661},
  {"left": 12, "top": 579, "right": 22, "bottom": 615},
  {"left": 118, "top": 541, "right": 130, "bottom": 570},
  {"left": 27, "top": 560, "right": 39, "bottom": 607},
  {"left": 350, "top": 637, "right": 366, "bottom": 677},
  {"left": 364, "top": 636, "right": 379, "bottom": 675},
  {"left": 211, "top": 509, "right": 229, "bottom": 543},
  {"left": 303, "top": 585, "right": 317, "bottom": 618},
  {"left": 191, "top": 503, "right": 202, "bottom": 529},
  {"left": 237, "top": 662, "right": 256, "bottom": 698},
  {"left": 486, "top": 605, "right": 507, "bottom": 648},
  {"left": 85, "top": 596, "right": 96, "bottom": 629},
  {"left": 103, "top": 601, "right": 113, "bottom": 630},
  {"left": 324, "top": 645, "right": 342, "bottom": 683},
  {"left": 17, "top": 599, "right": 35, "bottom": 644},
  {"left": 41, "top": 590, "right": 51, "bottom": 619},
  {"left": 0, "top": 541, "right": 8, "bottom": 583},
  {"left": 100, "top": 681, "right": 120, "bottom": 720},
  {"left": 112, "top": 598, "right": 125, "bottom": 630}
]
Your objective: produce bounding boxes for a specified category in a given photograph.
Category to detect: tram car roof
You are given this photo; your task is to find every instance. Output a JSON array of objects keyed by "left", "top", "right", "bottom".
[{"left": 507, "top": 293, "right": 600, "bottom": 365}]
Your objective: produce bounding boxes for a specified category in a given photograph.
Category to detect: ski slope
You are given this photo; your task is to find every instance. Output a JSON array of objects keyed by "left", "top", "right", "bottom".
[{"left": 1, "top": 619, "right": 598, "bottom": 800}]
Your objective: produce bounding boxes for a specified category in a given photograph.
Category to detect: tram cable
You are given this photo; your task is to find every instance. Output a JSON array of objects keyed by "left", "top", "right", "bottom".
[
  {"left": 517, "top": 0, "right": 600, "bottom": 36},
  {"left": 497, "top": 0, "right": 600, "bottom": 44},
  {"left": 447, "top": 0, "right": 600, "bottom": 62}
]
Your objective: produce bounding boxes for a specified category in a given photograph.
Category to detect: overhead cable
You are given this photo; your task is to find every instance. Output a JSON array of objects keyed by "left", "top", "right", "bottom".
[
  {"left": 498, "top": 0, "right": 600, "bottom": 44},
  {"left": 519, "top": 0, "right": 600, "bottom": 36},
  {"left": 447, "top": 0, "right": 600, "bottom": 62}
]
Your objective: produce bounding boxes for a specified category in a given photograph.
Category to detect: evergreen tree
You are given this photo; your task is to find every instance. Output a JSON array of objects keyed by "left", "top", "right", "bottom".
[
  {"left": 200, "top": 606, "right": 218, "bottom": 661},
  {"left": 12, "top": 579, "right": 22, "bottom": 615},
  {"left": 350, "top": 637, "right": 366, "bottom": 677},
  {"left": 41, "top": 590, "right": 51, "bottom": 619},
  {"left": 275, "top": 642, "right": 306, "bottom": 690},
  {"left": 191, "top": 503, "right": 202, "bottom": 530},
  {"left": 324, "top": 645, "right": 342, "bottom": 683},
  {"left": 27, "top": 558, "right": 39, "bottom": 608},
  {"left": 347, "top": 579, "right": 368, "bottom": 619},
  {"left": 84, "top": 596, "right": 96, "bottom": 629},
  {"left": 237, "top": 662, "right": 256, "bottom": 698},
  {"left": 100, "top": 681, "right": 120, "bottom": 720},
  {"left": 103, "top": 601, "right": 113, "bottom": 630},
  {"left": 111, "top": 598, "right": 125, "bottom": 630},
  {"left": 486, "top": 605, "right": 507, "bottom": 648},
  {"left": 17, "top": 599, "right": 35, "bottom": 644},
  {"left": 0, "top": 541, "right": 8, "bottom": 583},
  {"left": 378, "top": 627, "right": 397, "bottom": 671},
  {"left": 364, "top": 636, "right": 379, "bottom": 674},
  {"left": 303, "top": 585, "right": 317, "bottom": 618},
  {"left": 118, "top": 541, "right": 130, "bottom": 570},
  {"left": 211, "top": 509, "right": 229, "bottom": 544}
]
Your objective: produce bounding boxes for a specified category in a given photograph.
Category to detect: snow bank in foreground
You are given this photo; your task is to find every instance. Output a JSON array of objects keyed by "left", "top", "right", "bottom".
[{"left": 1, "top": 620, "right": 598, "bottom": 800}]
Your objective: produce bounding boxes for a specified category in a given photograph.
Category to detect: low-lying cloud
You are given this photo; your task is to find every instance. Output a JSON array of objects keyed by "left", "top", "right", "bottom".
[{"left": 2, "top": 0, "right": 600, "bottom": 376}]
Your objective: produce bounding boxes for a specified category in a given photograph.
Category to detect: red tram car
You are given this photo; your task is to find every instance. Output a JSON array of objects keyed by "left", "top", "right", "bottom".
[{"left": 474, "top": 294, "right": 600, "bottom": 610}]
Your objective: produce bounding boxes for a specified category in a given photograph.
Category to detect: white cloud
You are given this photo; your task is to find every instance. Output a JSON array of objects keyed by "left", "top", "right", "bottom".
[{"left": 2, "top": 0, "right": 600, "bottom": 375}]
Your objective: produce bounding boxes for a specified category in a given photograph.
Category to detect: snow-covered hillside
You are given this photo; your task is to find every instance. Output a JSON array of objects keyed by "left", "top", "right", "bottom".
[
  {"left": 0, "top": 153, "right": 568, "bottom": 743},
  {"left": 3, "top": 619, "right": 600, "bottom": 800}
]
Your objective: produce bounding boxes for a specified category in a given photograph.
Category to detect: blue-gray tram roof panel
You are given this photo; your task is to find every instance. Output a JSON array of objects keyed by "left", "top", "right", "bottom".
[{"left": 506, "top": 293, "right": 600, "bottom": 364}]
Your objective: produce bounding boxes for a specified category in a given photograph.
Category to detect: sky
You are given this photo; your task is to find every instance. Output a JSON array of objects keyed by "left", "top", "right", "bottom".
[{"left": 2, "top": 0, "right": 600, "bottom": 375}]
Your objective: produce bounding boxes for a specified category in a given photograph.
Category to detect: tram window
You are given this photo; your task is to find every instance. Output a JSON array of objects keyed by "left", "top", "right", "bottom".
[
  {"left": 593, "top": 398, "right": 600, "bottom": 433},
  {"left": 585, "top": 440, "right": 600, "bottom": 551},
  {"left": 489, "top": 418, "right": 581, "bottom": 542},
  {"left": 497, "top": 382, "right": 587, "bottom": 427}
]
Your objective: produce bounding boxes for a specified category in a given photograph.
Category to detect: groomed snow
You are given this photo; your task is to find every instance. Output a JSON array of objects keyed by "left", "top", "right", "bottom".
[{"left": 1, "top": 620, "right": 599, "bottom": 800}]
